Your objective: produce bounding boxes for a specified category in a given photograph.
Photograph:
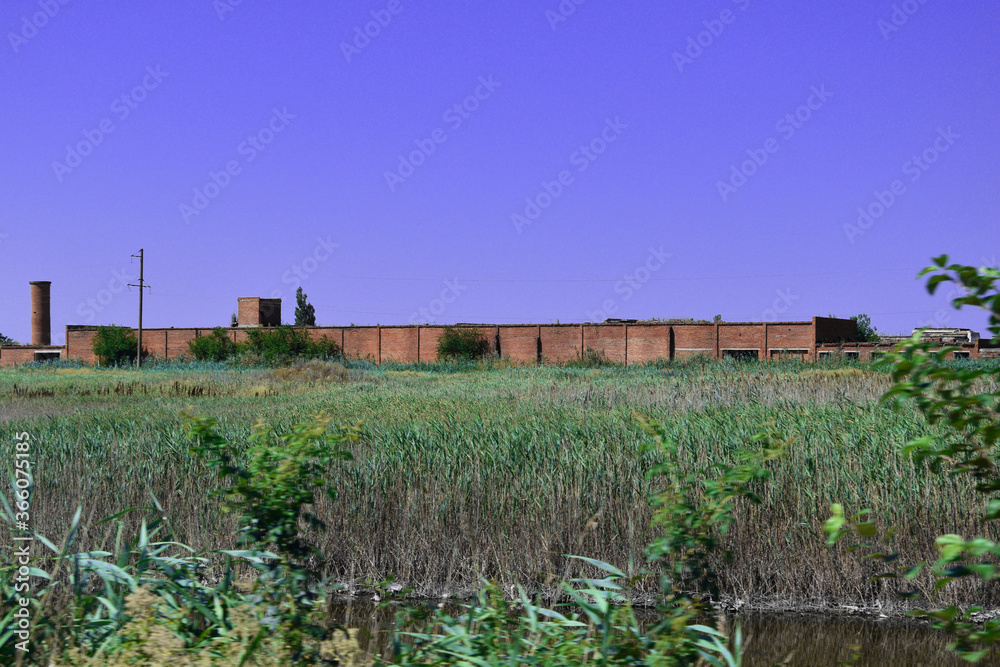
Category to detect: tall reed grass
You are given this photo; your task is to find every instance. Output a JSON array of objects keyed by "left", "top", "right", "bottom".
[{"left": 2, "top": 360, "right": 997, "bottom": 611}]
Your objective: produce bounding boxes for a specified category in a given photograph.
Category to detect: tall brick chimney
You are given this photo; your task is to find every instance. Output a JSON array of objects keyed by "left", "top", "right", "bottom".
[{"left": 29, "top": 281, "right": 51, "bottom": 346}]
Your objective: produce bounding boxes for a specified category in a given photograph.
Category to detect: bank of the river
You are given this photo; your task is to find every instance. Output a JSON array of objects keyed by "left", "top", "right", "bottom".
[{"left": 324, "top": 596, "right": 1000, "bottom": 666}]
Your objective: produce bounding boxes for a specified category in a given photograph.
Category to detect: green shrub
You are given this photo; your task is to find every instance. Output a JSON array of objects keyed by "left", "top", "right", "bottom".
[
  {"left": 826, "top": 256, "right": 1000, "bottom": 663},
  {"left": 241, "top": 326, "right": 341, "bottom": 365},
  {"left": 92, "top": 325, "right": 147, "bottom": 366},
  {"left": 0, "top": 332, "right": 16, "bottom": 346},
  {"left": 187, "top": 327, "right": 239, "bottom": 362},
  {"left": 436, "top": 326, "right": 490, "bottom": 361}
]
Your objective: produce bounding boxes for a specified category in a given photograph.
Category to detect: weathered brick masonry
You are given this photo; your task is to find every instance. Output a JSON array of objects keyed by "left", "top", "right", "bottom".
[
  {"left": 5, "top": 283, "right": 990, "bottom": 367},
  {"left": 3, "top": 316, "right": 994, "bottom": 367}
]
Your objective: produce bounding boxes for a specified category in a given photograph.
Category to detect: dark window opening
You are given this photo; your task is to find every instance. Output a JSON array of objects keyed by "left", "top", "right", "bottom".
[
  {"left": 723, "top": 349, "right": 759, "bottom": 361},
  {"left": 954, "top": 352, "right": 971, "bottom": 360},
  {"left": 770, "top": 349, "right": 808, "bottom": 360},
  {"left": 34, "top": 352, "right": 61, "bottom": 362}
]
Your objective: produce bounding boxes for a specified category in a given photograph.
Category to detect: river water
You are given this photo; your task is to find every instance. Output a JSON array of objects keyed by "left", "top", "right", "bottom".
[{"left": 328, "top": 600, "right": 999, "bottom": 665}]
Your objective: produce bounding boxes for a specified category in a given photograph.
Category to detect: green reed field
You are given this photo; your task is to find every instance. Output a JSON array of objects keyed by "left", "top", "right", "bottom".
[{"left": 2, "top": 359, "right": 997, "bottom": 612}]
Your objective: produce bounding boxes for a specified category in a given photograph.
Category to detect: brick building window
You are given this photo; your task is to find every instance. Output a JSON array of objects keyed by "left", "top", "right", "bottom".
[
  {"left": 844, "top": 351, "right": 860, "bottom": 361},
  {"left": 769, "top": 349, "right": 809, "bottom": 360},
  {"left": 954, "top": 352, "right": 970, "bottom": 360}
]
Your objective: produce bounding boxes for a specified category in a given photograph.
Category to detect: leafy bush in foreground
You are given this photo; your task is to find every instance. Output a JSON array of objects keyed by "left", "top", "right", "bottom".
[
  {"left": 826, "top": 256, "right": 1000, "bottom": 663},
  {"left": 0, "top": 414, "right": 363, "bottom": 665}
]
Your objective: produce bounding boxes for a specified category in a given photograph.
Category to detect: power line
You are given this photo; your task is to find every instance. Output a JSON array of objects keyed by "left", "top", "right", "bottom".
[{"left": 283, "top": 267, "right": 926, "bottom": 284}]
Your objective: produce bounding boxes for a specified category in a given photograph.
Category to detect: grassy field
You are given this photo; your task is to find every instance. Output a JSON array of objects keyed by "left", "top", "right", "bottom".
[{"left": 1, "top": 358, "right": 997, "bottom": 612}]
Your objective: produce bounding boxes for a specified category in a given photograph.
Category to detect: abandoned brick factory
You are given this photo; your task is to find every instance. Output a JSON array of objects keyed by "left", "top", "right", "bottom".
[{"left": 1, "top": 281, "right": 997, "bottom": 367}]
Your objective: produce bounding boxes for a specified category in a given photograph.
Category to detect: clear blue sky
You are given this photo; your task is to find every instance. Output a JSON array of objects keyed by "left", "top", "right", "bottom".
[{"left": 1, "top": 0, "right": 998, "bottom": 344}]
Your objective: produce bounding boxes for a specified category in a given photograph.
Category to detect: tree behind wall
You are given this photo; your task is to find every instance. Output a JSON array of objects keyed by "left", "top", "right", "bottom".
[
  {"left": 851, "top": 313, "right": 880, "bottom": 342},
  {"left": 0, "top": 333, "right": 16, "bottom": 346},
  {"left": 294, "top": 287, "right": 316, "bottom": 326}
]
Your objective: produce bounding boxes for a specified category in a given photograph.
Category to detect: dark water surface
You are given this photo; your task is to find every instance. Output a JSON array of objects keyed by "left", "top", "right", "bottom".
[{"left": 328, "top": 600, "right": 1000, "bottom": 666}]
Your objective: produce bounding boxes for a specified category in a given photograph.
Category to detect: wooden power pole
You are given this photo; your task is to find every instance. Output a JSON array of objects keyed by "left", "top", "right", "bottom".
[{"left": 128, "top": 249, "right": 151, "bottom": 368}]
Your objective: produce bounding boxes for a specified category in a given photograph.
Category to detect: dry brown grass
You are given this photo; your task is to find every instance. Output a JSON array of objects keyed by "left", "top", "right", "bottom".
[{"left": 3, "top": 361, "right": 998, "bottom": 614}]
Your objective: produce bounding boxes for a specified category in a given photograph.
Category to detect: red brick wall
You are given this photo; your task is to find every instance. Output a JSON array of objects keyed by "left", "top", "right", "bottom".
[
  {"left": 719, "top": 325, "right": 764, "bottom": 353},
  {"left": 343, "top": 328, "right": 380, "bottom": 361},
  {"left": 626, "top": 325, "right": 671, "bottom": 364},
  {"left": 302, "top": 327, "right": 343, "bottom": 352},
  {"left": 67, "top": 328, "right": 99, "bottom": 364},
  {"left": 473, "top": 327, "right": 500, "bottom": 356},
  {"left": 380, "top": 327, "right": 419, "bottom": 363},
  {"left": 539, "top": 326, "right": 582, "bottom": 363},
  {"left": 167, "top": 330, "right": 199, "bottom": 359},
  {"left": 766, "top": 324, "right": 814, "bottom": 356},
  {"left": 498, "top": 326, "right": 538, "bottom": 364},
  {"left": 143, "top": 330, "right": 168, "bottom": 360},
  {"left": 237, "top": 298, "right": 260, "bottom": 326},
  {"left": 0, "top": 348, "right": 39, "bottom": 366},
  {"left": 673, "top": 325, "right": 717, "bottom": 360},
  {"left": 582, "top": 325, "right": 627, "bottom": 364},
  {"left": 28, "top": 319, "right": 864, "bottom": 367}
]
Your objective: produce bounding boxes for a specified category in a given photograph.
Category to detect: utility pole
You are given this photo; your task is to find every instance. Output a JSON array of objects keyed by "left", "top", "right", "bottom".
[{"left": 128, "top": 250, "right": 151, "bottom": 368}]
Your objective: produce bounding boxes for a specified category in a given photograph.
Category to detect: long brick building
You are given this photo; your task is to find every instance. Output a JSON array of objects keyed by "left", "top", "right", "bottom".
[{"left": 1, "top": 285, "right": 997, "bottom": 367}]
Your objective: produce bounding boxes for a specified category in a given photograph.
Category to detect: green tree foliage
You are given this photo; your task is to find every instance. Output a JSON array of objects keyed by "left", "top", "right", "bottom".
[
  {"left": 436, "top": 326, "right": 490, "bottom": 361},
  {"left": 0, "top": 332, "right": 16, "bottom": 346},
  {"left": 851, "top": 313, "right": 880, "bottom": 342},
  {"left": 187, "top": 327, "right": 239, "bottom": 362},
  {"left": 242, "top": 325, "right": 340, "bottom": 365},
  {"left": 186, "top": 325, "right": 341, "bottom": 365},
  {"left": 294, "top": 287, "right": 317, "bottom": 326},
  {"left": 92, "top": 325, "right": 147, "bottom": 366},
  {"left": 826, "top": 256, "right": 1000, "bottom": 662}
]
